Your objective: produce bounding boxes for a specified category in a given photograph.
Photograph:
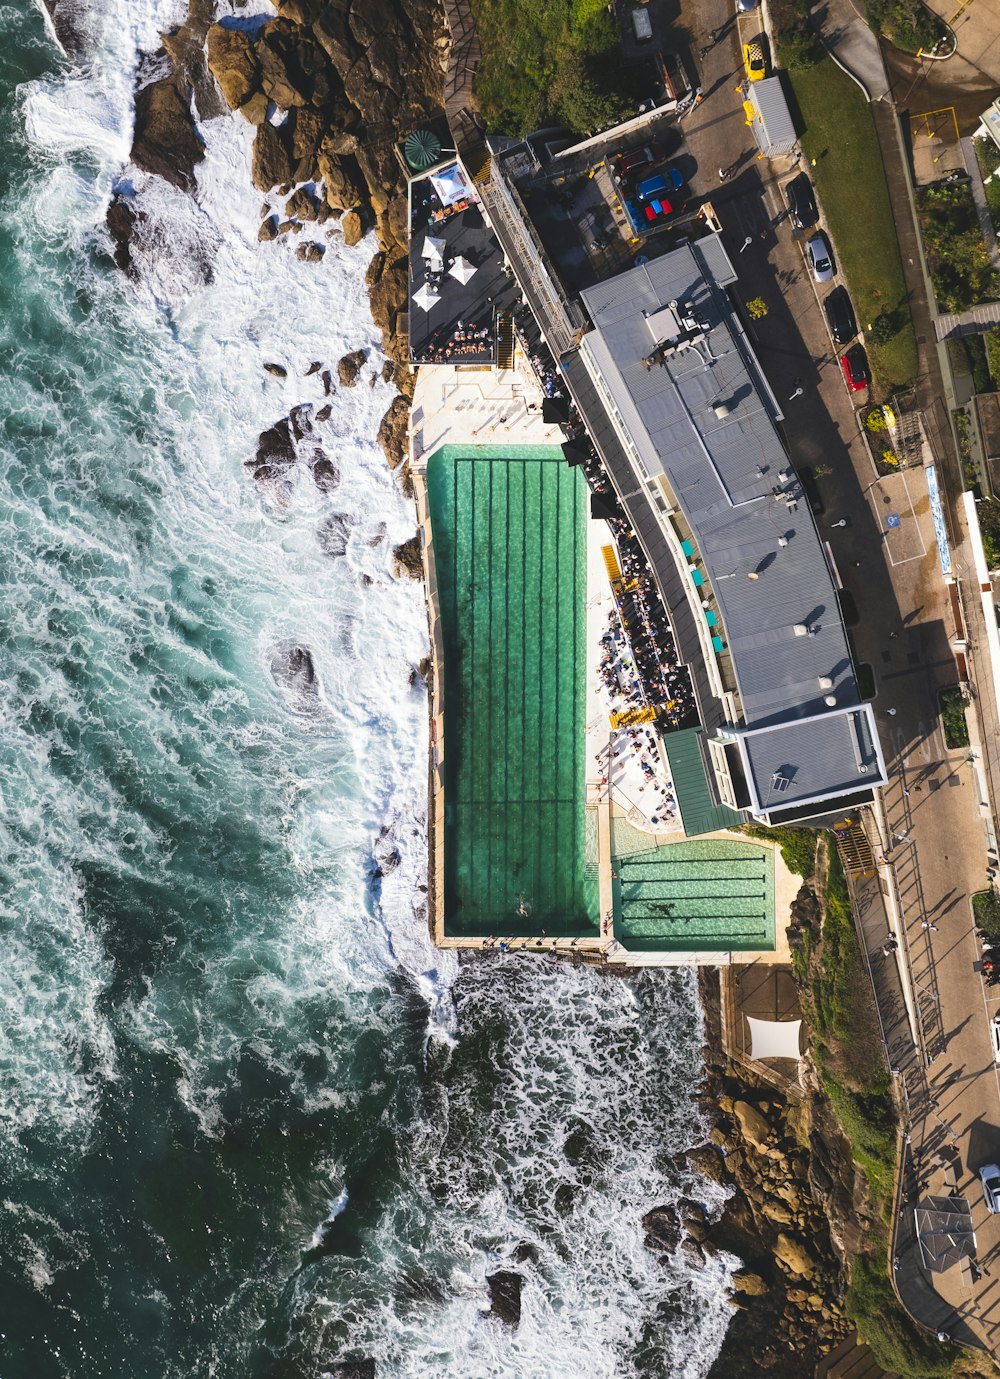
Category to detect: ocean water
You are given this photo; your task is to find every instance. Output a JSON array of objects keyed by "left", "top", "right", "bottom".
[{"left": 0, "top": 2, "right": 736, "bottom": 1375}]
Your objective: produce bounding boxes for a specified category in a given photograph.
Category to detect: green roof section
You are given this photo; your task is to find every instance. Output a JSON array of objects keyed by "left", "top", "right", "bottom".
[
  {"left": 662, "top": 727, "right": 743, "bottom": 837},
  {"left": 425, "top": 445, "right": 599, "bottom": 937}
]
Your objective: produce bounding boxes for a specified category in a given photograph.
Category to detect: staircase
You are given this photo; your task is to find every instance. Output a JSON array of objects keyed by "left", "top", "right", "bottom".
[
  {"left": 833, "top": 816, "right": 876, "bottom": 879},
  {"left": 496, "top": 312, "right": 515, "bottom": 370},
  {"left": 815, "top": 1334, "right": 899, "bottom": 1379}
]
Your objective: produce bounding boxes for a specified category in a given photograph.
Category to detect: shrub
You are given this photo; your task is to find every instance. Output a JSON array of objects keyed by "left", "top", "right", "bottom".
[
  {"left": 986, "top": 328, "right": 1000, "bottom": 387},
  {"left": 779, "top": 25, "right": 825, "bottom": 67},
  {"left": 939, "top": 685, "right": 969, "bottom": 748},
  {"left": 977, "top": 496, "right": 1000, "bottom": 567},
  {"left": 882, "top": 448, "right": 899, "bottom": 466},
  {"left": 867, "top": 0, "right": 943, "bottom": 53},
  {"left": 865, "top": 408, "right": 887, "bottom": 432},
  {"left": 847, "top": 1249, "right": 956, "bottom": 1376},
  {"left": 746, "top": 296, "right": 768, "bottom": 320},
  {"left": 917, "top": 183, "right": 1000, "bottom": 312},
  {"left": 973, "top": 888, "right": 1000, "bottom": 940},
  {"left": 868, "top": 310, "right": 900, "bottom": 346},
  {"left": 741, "top": 823, "right": 816, "bottom": 878}
]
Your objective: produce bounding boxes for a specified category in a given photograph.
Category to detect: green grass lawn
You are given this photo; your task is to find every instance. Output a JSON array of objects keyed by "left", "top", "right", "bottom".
[{"left": 788, "top": 59, "right": 918, "bottom": 391}]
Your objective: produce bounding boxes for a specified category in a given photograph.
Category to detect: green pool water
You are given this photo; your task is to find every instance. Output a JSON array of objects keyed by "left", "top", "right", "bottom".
[
  {"left": 614, "top": 839, "right": 774, "bottom": 952},
  {"left": 426, "top": 446, "right": 599, "bottom": 937}
]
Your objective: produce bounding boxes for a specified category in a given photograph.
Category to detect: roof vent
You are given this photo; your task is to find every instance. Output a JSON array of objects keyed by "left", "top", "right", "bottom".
[
  {"left": 824, "top": 694, "right": 837, "bottom": 707},
  {"left": 793, "top": 623, "right": 808, "bottom": 637},
  {"left": 818, "top": 675, "right": 833, "bottom": 689},
  {"left": 778, "top": 536, "right": 789, "bottom": 547},
  {"left": 713, "top": 401, "right": 731, "bottom": 420}
]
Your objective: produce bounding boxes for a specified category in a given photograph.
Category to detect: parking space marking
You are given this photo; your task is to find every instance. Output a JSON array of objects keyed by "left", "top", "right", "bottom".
[{"left": 880, "top": 470, "right": 927, "bottom": 567}]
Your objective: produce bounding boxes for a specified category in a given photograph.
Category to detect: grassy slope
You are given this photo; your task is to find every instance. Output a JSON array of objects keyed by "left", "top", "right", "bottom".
[{"left": 788, "top": 60, "right": 919, "bottom": 391}]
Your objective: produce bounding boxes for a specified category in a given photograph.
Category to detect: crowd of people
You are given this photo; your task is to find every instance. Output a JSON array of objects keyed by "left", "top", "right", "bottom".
[
  {"left": 514, "top": 307, "right": 570, "bottom": 404},
  {"left": 594, "top": 615, "right": 680, "bottom": 829},
  {"left": 608, "top": 516, "right": 698, "bottom": 729},
  {"left": 416, "top": 319, "right": 494, "bottom": 365}
]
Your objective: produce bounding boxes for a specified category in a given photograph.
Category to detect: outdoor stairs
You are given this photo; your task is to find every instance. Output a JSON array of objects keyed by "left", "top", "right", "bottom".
[
  {"left": 468, "top": 149, "right": 492, "bottom": 186},
  {"left": 833, "top": 817, "right": 876, "bottom": 879},
  {"left": 496, "top": 312, "right": 515, "bottom": 370},
  {"left": 815, "top": 1333, "right": 899, "bottom": 1379}
]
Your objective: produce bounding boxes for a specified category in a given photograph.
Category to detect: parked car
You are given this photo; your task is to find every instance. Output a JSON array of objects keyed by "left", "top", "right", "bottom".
[
  {"left": 806, "top": 231, "right": 835, "bottom": 282},
  {"left": 743, "top": 42, "right": 767, "bottom": 81},
  {"left": 635, "top": 168, "right": 684, "bottom": 201},
  {"left": 615, "top": 142, "right": 666, "bottom": 178},
  {"left": 631, "top": 6, "right": 653, "bottom": 42},
  {"left": 736, "top": 0, "right": 760, "bottom": 10},
  {"left": 840, "top": 345, "right": 869, "bottom": 393},
  {"left": 992, "top": 1012, "right": 1000, "bottom": 1063},
  {"left": 824, "top": 286, "right": 857, "bottom": 346},
  {"left": 786, "top": 173, "right": 818, "bottom": 229},
  {"left": 981, "top": 1163, "right": 1000, "bottom": 1213}
]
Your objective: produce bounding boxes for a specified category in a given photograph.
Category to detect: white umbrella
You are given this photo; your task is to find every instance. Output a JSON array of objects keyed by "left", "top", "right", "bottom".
[
  {"left": 423, "top": 235, "right": 447, "bottom": 264},
  {"left": 413, "top": 282, "right": 440, "bottom": 312},
  {"left": 449, "top": 256, "right": 476, "bottom": 284}
]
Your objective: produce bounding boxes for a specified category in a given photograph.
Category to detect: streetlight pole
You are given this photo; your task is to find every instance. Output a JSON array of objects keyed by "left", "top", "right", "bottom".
[{"left": 739, "top": 236, "right": 753, "bottom": 254}]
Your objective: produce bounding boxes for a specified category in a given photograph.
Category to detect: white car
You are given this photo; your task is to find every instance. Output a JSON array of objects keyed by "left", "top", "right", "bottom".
[
  {"left": 806, "top": 232, "right": 835, "bottom": 283},
  {"left": 992, "top": 1013, "right": 1000, "bottom": 1063},
  {"left": 981, "top": 1163, "right": 1000, "bottom": 1213}
]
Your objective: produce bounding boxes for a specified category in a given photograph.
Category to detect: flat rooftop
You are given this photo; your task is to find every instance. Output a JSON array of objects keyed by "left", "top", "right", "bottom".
[
  {"left": 578, "top": 245, "right": 881, "bottom": 747},
  {"left": 424, "top": 445, "right": 598, "bottom": 937},
  {"left": 735, "top": 706, "right": 883, "bottom": 814},
  {"left": 408, "top": 161, "right": 518, "bottom": 365}
]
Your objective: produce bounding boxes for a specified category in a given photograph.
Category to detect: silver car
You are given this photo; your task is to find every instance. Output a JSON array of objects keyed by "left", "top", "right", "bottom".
[
  {"left": 981, "top": 1163, "right": 1000, "bottom": 1213},
  {"left": 806, "top": 232, "right": 835, "bottom": 283}
]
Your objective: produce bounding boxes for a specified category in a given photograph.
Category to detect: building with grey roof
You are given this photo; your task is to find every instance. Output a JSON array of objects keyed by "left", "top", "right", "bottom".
[{"left": 572, "top": 239, "right": 887, "bottom": 823}]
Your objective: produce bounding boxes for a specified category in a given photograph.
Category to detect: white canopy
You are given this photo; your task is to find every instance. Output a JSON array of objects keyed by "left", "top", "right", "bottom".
[
  {"left": 747, "top": 1016, "right": 802, "bottom": 1061},
  {"left": 449, "top": 256, "right": 476, "bottom": 284},
  {"left": 413, "top": 282, "right": 440, "bottom": 312},
  {"left": 423, "top": 235, "right": 447, "bottom": 264}
]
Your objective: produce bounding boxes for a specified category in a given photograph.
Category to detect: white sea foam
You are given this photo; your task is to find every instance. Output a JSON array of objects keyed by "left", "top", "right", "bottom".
[{"left": 0, "top": 1, "right": 736, "bottom": 1373}]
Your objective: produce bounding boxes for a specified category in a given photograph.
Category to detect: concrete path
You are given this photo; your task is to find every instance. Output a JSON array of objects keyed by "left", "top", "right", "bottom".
[{"left": 813, "top": 0, "right": 891, "bottom": 102}]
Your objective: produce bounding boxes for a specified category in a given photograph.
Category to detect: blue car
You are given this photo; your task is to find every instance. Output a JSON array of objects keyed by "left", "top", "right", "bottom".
[{"left": 635, "top": 168, "right": 684, "bottom": 202}]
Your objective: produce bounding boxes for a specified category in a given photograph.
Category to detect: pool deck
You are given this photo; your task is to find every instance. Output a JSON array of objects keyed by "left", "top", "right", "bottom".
[{"left": 409, "top": 347, "right": 795, "bottom": 966}]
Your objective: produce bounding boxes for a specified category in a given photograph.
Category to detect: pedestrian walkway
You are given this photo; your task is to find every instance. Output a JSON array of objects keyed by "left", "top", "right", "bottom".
[
  {"left": 935, "top": 299, "right": 1000, "bottom": 341},
  {"left": 812, "top": 0, "right": 890, "bottom": 101}
]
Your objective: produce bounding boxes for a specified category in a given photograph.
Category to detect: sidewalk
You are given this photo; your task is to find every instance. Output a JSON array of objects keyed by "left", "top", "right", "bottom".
[{"left": 813, "top": 0, "right": 891, "bottom": 102}]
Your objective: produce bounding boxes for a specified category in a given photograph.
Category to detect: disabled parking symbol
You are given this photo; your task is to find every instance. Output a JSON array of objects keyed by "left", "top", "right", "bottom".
[{"left": 886, "top": 513, "right": 901, "bottom": 529}]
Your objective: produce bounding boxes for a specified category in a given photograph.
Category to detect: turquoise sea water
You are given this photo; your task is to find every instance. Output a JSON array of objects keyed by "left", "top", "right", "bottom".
[{"left": 0, "top": 3, "right": 737, "bottom": 1375}]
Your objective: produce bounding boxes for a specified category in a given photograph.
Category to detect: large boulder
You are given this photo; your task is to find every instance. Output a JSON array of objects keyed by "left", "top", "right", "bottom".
[
  {"left": 377, "top": 395, "right": 409, "bottom": 470},
  {"left": 252, "top": 121, "right": 294, "bottom": 192},
  {"left": 341, "top": 209, "right": 364, "bottom": 247},
  {"left": 486, "top": 1271, "right": 522, "bottom": 1328},
  {"left": 255, "top": 19, "right": 335, "bottom": 109},
  {"left": 131, "top": 78, "right": 204, "bottom": 191},
  {"left": 732, "top": 1100, "right": 771, "bottom": 1153},
  {"left": 317, "top": 149, "right": 366, "bottom": 211},
  {"left": 392, "top": 536, "right": 422, "bottom": 580},
  {"left": 206, "top": 25, "right": 260, "bottom": 111},
  {"left": 774, "top": 1232, "right": 814, "bottom": 1276},
  {"left": 338, "top": 349, "right": 367, "bottom": 388},
  {"left": 732, "top": 1270, "right": 769, "bottom": 1296}
]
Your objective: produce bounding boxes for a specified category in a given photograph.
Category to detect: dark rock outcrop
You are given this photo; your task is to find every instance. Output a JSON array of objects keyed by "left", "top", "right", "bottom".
[
  {"left": 377, "top": 395, "right": 409, "bottom": 470},
  {"left": 106, "top": 194, "right": 139, "bottom": 272},
  {"left": 131, "top": 76, "right": 204, "bottom": 191},
  {"left": 392, "top": 535, "right": 422, "bottom": 581},
  {"left": 337, "top": 349, "right": 367, "bottom": 388},
  {"left": 486, "top": 1271, "right": 522, "bottom": 1328}
]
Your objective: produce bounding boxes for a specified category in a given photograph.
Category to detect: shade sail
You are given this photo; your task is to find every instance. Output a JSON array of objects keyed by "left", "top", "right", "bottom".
[
  {"left": 413, "top": 283, "right": 440, "bottom": 311},
  {"left": 449, "top": 256, "right": 476, "bottom": 284},
  {"left": 915, "top": 1197, "right": 976, "bottom": 1273},
  {"left": 747, "top": 1016, "right": 802, "bottom": 1061}
]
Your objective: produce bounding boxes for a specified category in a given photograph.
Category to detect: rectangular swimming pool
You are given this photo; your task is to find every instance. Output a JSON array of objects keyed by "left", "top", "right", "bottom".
[{"left": 426, "top": 446, "right": 598, "bottom": 937}]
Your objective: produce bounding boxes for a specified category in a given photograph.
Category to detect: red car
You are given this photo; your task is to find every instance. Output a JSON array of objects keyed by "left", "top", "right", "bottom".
[
  {"left": 840, "top": 344, "right": 869, "bottom": 393},
  {"left": 615, "top": 142, "right": 666, "bottom": 178}
]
